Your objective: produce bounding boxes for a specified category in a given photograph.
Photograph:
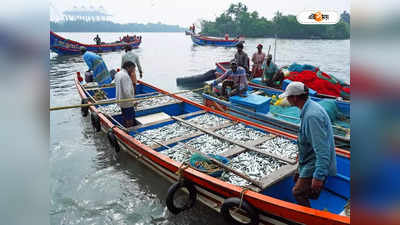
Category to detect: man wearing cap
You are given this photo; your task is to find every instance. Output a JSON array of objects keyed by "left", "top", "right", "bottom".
[
  {"left": 251, "top": 44, "right": 266, "bottom": 78},
  {"left": 80, "top": 46, "right": 112, "bottom": 85},
  {"left": 212, "top": 59, "right": 248, "bottom": 98},
  {"left": 234, "top": 42, "right": 250, "bottom": 75},
  {"left": 262, "top": 54, "right": 279, "bottom": 86},
  {"left": 279, "top": 81, "right": 337, "bottom": 207},
  {"left": 121, "top": 45, "right": 143, "bottom": 89}
]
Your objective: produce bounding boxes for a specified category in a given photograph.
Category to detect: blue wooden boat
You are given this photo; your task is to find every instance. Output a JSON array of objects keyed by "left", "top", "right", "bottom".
[
  {"left": 50, "top": 31, "right": 141, "bottom": 55},
  {"left": 191, "top": 34, "right": 244, "bottom": 47},
  {"left": 202, "top": 85, "right": 350, "bottom": 149},
  {"left": 74, "top": 73, "right": 350, "bottom": 225}
]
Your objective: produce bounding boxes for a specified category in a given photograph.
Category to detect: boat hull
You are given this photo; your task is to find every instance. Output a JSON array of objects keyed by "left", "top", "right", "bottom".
[
  {"left": 191, "top": 35, "right": 242, "bottom": 47},
  {"left": 75, "top": 77, "right": 350, "bottom": 225},
  {"left": 50, "top": 31, "right": 141, "bottom": 55}
]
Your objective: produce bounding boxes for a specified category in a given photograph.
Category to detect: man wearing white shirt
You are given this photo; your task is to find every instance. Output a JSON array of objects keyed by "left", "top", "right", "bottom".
[
  {"left": 121, "top": 45, "right": 143, "bottom": 82},
  {"left": 114, "top": 61, "right": 137, "bottom": 127}
]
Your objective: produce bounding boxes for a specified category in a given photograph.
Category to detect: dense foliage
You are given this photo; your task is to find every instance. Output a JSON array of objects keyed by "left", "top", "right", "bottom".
[
  {"left": 201, "top": 3, "right": 350, "bottom": 39},
  {"left": 50, "top": 20, "right": 185, "bottom": 32}
]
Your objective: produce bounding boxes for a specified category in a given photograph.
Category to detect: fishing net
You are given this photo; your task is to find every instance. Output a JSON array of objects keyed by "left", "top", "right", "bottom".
[{"left": 189, "top": 153, "right": 229, "bottom": 177}]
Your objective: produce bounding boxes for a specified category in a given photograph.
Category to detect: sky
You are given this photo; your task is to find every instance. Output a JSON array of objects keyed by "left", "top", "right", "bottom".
[{"left": 50, "top": 0, "right": 350, "bottom": 27}]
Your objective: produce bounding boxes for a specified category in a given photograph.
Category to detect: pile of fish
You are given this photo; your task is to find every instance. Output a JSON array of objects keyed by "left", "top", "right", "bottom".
[
  {"left": 215, "top": 123, "right": 266, "bottom": 143},
  {"left": 186, "top": 134, "right": 237, "bottom": 155},
  {"left": 135, "top": 96, "right": 180, "bottom": 110},
  {"left": 187, "top": 113, "right": 230, "bottom": 129},
  {"left": 256, "top": 137, "right": 298, "bottom": 160},
  {"left": 177, "top": 92, "right": 203, "bottom": 104},
  {"left": 135, "top": 122, "right": 198, "bottom": 146},
  {"left": 97, "top": 104, "right": 120, "bottom": 115},
  {"left": 160, "top": 142, "right": 192, "bottom": 163},
  {"left": 221, "top": 152, "right": 286, "bottom": 187}
]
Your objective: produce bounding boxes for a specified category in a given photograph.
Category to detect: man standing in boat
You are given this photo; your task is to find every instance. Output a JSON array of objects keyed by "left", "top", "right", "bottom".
[
  {"left": 234, "top": 42, "right": 250, "bottom": 75},
  {"left": 279, "top": 81, "right": 337, "bottom": 207},
  {"left": 115, "top": 61, "right": 137, "bottom": 127},
  {"left": 251, "top": 44, "right": 266, "bottom": 78},
  {"left": 93, "top": 34, "right": 101, "bottom": 45},
  {"left": 121, "top": 45, "right": 143, "bottom": 88},
  {"left": 212, "top": 59, "right": 248, "bottom": 98},
  {"left": 262, "top": 54, "right": 279, "bottom": 86},
  {"left": 80, "top": 46, "right": 112, "bottom": 85}
]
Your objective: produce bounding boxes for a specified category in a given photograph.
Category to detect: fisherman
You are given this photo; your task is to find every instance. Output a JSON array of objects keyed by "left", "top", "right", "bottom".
[
  {"left": 251, "top": 44, "right": 266, "bottom": 78},
  {"left": 192, "top": 23, "right": 196, "bottom": 33},
  {"left": 279, "top": 81, "right": 337, "bottom": 207},
  {"left": 115, "top": 61, "right": 137, "bottom": 127},
  {"left": 121, "top": 45, "right": 143, "bottom": 88},
  {"left": 212, "top": 59, "right": 248, "bottom": 98},
  {"left": 234, "top": 42, "right": 250, "bottom": 75},
  {"left": 224, "top": 33, "right": 229, "bottom": 40},
  {"left": 93, "top": 34, "right": 101, "bottom": 45},
  {"left": 262, "top": 54, "right": 279, "bottom": 86},
  {"left": 80, "top": 46, "right": 112, "bottom": 85}
]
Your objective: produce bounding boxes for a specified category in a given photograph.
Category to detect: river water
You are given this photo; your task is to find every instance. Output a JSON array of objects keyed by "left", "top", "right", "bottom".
[{"left": 50, "top": 32, "right": 349, "bottom": 225}]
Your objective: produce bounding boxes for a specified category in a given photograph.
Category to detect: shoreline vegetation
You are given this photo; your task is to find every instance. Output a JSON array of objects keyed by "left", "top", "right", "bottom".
[
  {"left": 50, "top": 21, "right": 185, "bottom": 32},
  {"left": 200, "top": 3, "right": 350, "bottom": 39}
]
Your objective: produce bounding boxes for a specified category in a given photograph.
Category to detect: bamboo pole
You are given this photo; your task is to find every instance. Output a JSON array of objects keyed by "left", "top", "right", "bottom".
[{"left": 49, "top": 87, "right": 205, "bottom": 111}]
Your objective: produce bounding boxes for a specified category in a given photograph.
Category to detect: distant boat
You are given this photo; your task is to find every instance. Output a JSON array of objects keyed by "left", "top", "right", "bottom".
[
  {"left": 185, "top": 30, "right": 194, "bottom": 35},
  {"left": 50, "top": 31, "right": 141, "bottom": 55},
  {"left": 191, "top": 34, "right": 244, "bottom": 47}
]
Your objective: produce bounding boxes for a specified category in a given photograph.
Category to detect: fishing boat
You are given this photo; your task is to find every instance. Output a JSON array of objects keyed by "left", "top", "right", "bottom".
[
  {"left": 74, "top": 73, "right": 350, "bottom": 225},
  {"left": 185, "top": 30, "right": 194, "bottom": 35},
  {"left": 191, "top": 34, "right": 244, "bottom": 47},
  {"left": 216, "top": 61, "right": 351, "bottom": 100},
  {"left": 50, "top": 31, "right": 141, "bottom": 55}
]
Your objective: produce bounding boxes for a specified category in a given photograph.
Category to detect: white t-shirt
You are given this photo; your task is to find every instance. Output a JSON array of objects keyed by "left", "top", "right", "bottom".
[{"left": 114, "top": 69, "right": 135, "bottom": 108}]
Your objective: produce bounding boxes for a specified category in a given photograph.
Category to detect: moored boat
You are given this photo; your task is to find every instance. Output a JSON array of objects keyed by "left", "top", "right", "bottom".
[
  {"left": 50, "top": 31, "right": 142, "bottom": 55},
  {"left": 191, "top": 34, "right": 244, "bottom": 47},
  {"left": 74, "top": 73, "right": 350, "bottom": 225},
  {"left": 216, "top": 61, "right": 351, "bottom": 100}
]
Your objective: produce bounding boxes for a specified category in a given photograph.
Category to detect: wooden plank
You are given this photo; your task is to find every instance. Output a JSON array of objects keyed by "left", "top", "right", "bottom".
[
  {"left": 259, "top": 164, "right": 298, "bottom": 189},
  {"left": 180, "top": 142, "right": 263, "bottom": 188},
  {"left": 172, "top": 116, "right": 296, "bottom": 164}
]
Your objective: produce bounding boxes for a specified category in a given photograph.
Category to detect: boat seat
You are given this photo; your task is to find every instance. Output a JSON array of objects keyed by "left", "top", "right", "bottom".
[{"left": 229, "top": 93, "right": 271, "bottom": 114}]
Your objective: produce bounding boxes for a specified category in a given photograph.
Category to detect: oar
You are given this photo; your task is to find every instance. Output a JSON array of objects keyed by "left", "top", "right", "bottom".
[{"left": 49, "top": 87, "right": 205, "bottom": 111}]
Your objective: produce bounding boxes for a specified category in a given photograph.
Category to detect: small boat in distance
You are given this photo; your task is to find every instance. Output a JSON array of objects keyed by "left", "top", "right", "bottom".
[
  {"left": 191, "top": 34, "right": 244, "bottom": 47},
  {"left": 50, "top": 31, "right": 142, "bottom": 55},
  {"left": 185, "top": 30, "right": 194, "bottom": 35}
]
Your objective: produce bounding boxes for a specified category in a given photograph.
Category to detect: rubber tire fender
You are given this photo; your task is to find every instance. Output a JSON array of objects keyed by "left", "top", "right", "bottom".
[
  {"left": 81, "top": 98, "right": 89, "bottom": 117},
  {"left": 220, "top": 197, "right": 259, "bottom": 225},
  {"left": 166, "top": 181, "right": 197, "bottom": 215},
  {"left": 107, "top": 129, "right": 120, "bottom": 153},
  {"left": 91, "top": 112, "right": 101, "bottom": 132}
]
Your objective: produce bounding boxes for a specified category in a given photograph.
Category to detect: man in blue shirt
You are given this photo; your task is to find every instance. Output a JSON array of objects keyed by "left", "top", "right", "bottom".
[
  {"left": 212, "top": 59, "right": 248, "bottom": 97},
  {"left": 279, "top": 81, "right": 337, "bottom": 207},
  {"left": 80, "top": 47, "right": 112, "bottom": 86}
]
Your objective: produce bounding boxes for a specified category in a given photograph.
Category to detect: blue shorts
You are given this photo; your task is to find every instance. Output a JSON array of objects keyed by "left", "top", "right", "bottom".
[{"left": 121, "top": 107, "right": 135, "bottom": 126}]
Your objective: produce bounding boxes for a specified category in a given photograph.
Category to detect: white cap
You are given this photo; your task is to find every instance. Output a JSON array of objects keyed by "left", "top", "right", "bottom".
[{"left": 279, "top": 81, "right": 307, "bottom": 98}]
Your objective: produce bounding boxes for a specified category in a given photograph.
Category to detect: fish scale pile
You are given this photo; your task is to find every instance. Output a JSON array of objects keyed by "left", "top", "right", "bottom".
[
  {"left": 221, "top": 151, "right": 286, "bottom": 187},
  {"left": 257, "top": 137, "right": 298, "bottom": 160},
  {"left": 186, "top": 113, "right": 230, "bottom": 129},
  {"left": 215, "top": 123, "right": 266, "bottom": 143},
  {"left": 135, "top": 122, "right": 198, "bottom": 146}
]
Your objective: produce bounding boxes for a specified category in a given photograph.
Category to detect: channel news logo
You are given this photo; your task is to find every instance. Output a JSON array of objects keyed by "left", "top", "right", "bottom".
[{"left": 297, "top": 10, "right": 340, "bottom": 25}]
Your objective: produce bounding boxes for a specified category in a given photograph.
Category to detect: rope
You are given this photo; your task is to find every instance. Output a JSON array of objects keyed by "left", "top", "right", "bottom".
[
  {"left": 233, "top": 188, "right": 250, "bottom": 213},
  {"left": 50, "top": 87, "right": 205, "bottom": 111},
  {"left": 176, "top": 162, "right": 190, "bottom": 182}
]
